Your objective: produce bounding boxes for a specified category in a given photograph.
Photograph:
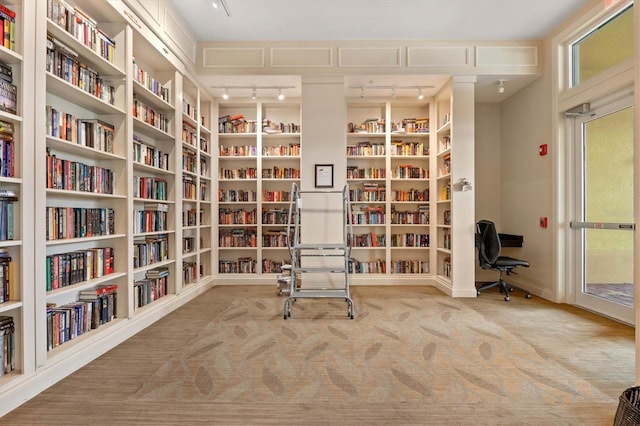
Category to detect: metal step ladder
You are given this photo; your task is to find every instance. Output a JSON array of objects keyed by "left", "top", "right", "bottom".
[{"left": 283, "top": 183, "right": 354, "bottom": 319}]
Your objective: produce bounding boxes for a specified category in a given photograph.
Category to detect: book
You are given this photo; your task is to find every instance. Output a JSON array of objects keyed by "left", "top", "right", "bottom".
[{"left": 0, "top": 79, "right": 16, "bottom": 115}]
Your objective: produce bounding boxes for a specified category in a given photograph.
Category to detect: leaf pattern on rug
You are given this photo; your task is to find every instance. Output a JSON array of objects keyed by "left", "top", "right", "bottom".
[
  {"left": 262, "top": 365, "right": 285, "bottom": 397},
  {"left": 305, "top": 342, "right": 329, "bottom": 361},
  {"left": 419, "top": 325, "right": 451, "bottom": 341},
  {"left": 389, "top": 366, "right": 432, "bottom": 397},
  {"left": 328, "top": 326, "right": 349, "bottom": 340},
  {"left": 245, "top": 340, "right": 277, "bottom": 360},
  {"left": 365, "top": 342, "right": 383, "bottom": 361},
  {"left": 516, "top": 366, "right": 586, "bottom": 398},
  {"left": 234, "top": 325, "right": 247, "bottom": 339},
  {"left": 195, "top": 365, "right": 214, "bottom": 395},
  {"left": 327, "top": 366, "right": 358, "bottom": 396},
  {"left": 374, "top": 326, "right": 402, "bottom": 341},
  {"left": 280, "top": 325, "right": 298, "bottom": 340},
  {"left": 187, "top": 341, "right": 224, "bottom": 359},
  {"left": 466, "top": 325, "right": 503, "bottom": 340},
  {"left": 423, "top": 342, "right": 437, "bottom": 362},
  {"left": 479, "top": 342, "right": 493, "bottom": 361},
  {"left": 453, "top": 367, "right": 506, "bottom": 397}
]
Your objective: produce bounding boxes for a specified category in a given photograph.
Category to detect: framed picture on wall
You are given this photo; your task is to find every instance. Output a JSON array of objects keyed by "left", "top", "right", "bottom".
[{"left": 314, "top": 164, "right": 333, "bottom": 188}]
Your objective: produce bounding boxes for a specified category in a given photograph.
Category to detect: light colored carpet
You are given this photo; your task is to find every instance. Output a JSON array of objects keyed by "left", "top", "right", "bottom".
[{"left": 130, "top": 286, "right": 610, "bottom": 406}]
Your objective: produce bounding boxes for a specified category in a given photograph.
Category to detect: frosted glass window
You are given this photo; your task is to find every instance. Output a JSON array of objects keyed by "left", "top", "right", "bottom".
[{"left": 570, "top": 5, "right": 633, "bottom": 87}]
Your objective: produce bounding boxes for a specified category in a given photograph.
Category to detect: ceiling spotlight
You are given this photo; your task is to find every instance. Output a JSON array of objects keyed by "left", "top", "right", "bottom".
[
  {"left": 497, "top": 79, "right": 506, "bottom": 94},
  {"left": 391, "top": 87, "right": 397, "bottom": 99},
  {"left": 251, "top": 88, "right": 257, "bottom": 100},
  {"left": 211, "top": 0, "right": 218, "bottom": 8},
  {"left": 417, "top": 88, "right": 424, "bottom": 100},
  {"left": 277, "top": 88, "right": 285, "bottom": 101},
  {"left": 360, "top": 87, "right": 366, "bottom": 99},
  {"left": 222, "top": 88, "right": 229, "bottom": 100}
]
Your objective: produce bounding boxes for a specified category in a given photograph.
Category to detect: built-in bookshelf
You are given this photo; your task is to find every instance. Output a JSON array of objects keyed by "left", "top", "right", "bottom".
[
  {"left": 346, "top": 101, "right": 431, "bottom": 277},
  {"left": 39, "top": 0, "right": 129, "bottom": 362},
  {"left": 216, "top": 101, "right": 301, "bottom": 277},
  {"left": 0, "top": 0, "right": 215, "bottom": 416},
  {"left": 0, "top": 0, "right": 31, "bottom": 388},
  {"left": 435, "top": 86, "right": 453, "bottom": 282}
]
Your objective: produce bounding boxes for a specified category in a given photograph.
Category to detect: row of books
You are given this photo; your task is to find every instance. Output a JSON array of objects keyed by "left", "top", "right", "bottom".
[
  {"left": 182, "top": 177, "right": 196, "bottom": 200},
  {"left": 46, "top": 151, "right": 115, "bottom": 194},
  {"left": 262, "top": 144, "right": 300, "bottom": 157},
  {"left": 182, "top": 261, "right": 198, "bottom": 285},
  {"left": 262, "top": 230, "right": 289, "bottom": 247},
  {"left": 0, "top": 120, "right": 14, "bottom": 178},
  {"left": 133, "top": 176, "right": 168, "bottom": 200},
  {"left": 219, "top": 257, "right": 256, "bottom": 274},
  {"left": 133, "top": 135, "right": 170, "bottom": 171},
  {"left": 46, "top": 284, "right": 118, "bottom": 351},
  {"left": 219, "top": 228, "right": 258, "bottom": 248},
  {"left": 262, "top": 208, "right": 289, "bottom": 225},
  {"left": 347, "top": 166, "right": 386, "bottom": 180},
  {"left": 182, "top": 208, "right": 203, "bottom": 227},
  {"left": 0, "top": 316, "right": 14, "bottom": 376},
  {"left": 133, "top": 205, "right": 168, "bottom": 234},
  {"left": 262, "top": 119, "right": 300, "bottom": 134},
  {"left": 45, "top": 207, "right": 115, "bottom": 241},
  {"left": 390, "top": 206, "right": 430, "bottom": 225},
  {"left": 45, "top": 247, "right": 114, "bottom": 292},
  {"left": 0, "top": 4, "right": 15, "bottom": 52},
  {"left": 390, "top": 233, "right": 430, "bottom": 247},
  {"left": 347, "top": 142, "right": 385, "bottom": 157},
  {"left": 218, "top": 189, "right": 257, "bottom": 203},
  {"left": 392, "top": 165, "right": 427, "bottom": 179},
  {"left": 183, "top": 98, "right": 198, "bottom": 122},
  {"left": 220, "top": 167, "right": 258, "bottom": 180},
  {"left": 349, "top": 185, "right": 386, "bottom": 202},
  {"left": 391, "top": 189, "right": 429, "bottom": 202},
  {"left": 219, "top": 145, "right": 257, "bottom": 157},
  {"left": 390, "top": 118, "right": 429, "bottom": 134},
  {"left": 134, "top": 268, "right": 168, "bottom": 309},
  {"left": 0, "top": 189, "right": 16, "bottom": 241},
  {"left": 352, "top": 233, "right": 386, "bottom": 248},
  {"left": 348, "top": 118, "right": 385, "bottom": 134},
  {"left": 262, "top": 190, "right": 291, "bottom": 202},
  {"left": 182, "top": 236, "right": 196, "bottom": 254},
  {"left": 218, "top": 115, "right": 258, "bottom": 134},
  {"left": 182, "top": 149, "right": 196, "bottom": 173},
  {"left": 132, "top": 56, "right": 170, "bottom": 102},
  {"left": 133, "top": 235, "right": 169, "bottom": 268},
  {"left": 347, "top": 258, "right": 386, "bottom": 274},
  {"left": 262, "top": 258, "right": 285, "bottom": 274},
  {"left": 351, "top": 205, "right": 385, "bottom": 225},
  {"left": 219, "top": 208, "right": 258, "bottom": 225},
  {"left": 182, "top": 122, "right": 196, "bottom": 146},
  {"left": 390, "top": 141, "right": 429, "bottom": 156},
  {"left": 46, "top": 33, "right": 116, "bottom": 105},
  {"left": 0, "top": 250, "right": 12, "bottom": 303},
  {"left": 390, "top": 259, "right": 429, "bottom": 274},
  {"left": 47, "top": 0, "right": 116, "bottom": 64},
  {"left": 261, "top": 167, "right": 300, "bottom": 179},
  {"left": 133, "top": 96, "right": 171, "bottom": 134},
  {"left": 45, "top": 106, "right": 115, "bottom": 153}
]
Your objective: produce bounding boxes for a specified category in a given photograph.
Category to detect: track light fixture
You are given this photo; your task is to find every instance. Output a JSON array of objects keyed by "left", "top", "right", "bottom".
[
  {"left": 497, "top": 79, "right": 506, "bottom": 94},
  {"left": 349, "top": 84, "right": 434, "bottom": 100},
  {"left": 211, "top": 1, "right": 218, "bottom": 9},
  {"left": 211, "top": 85, "right": 295, "bottom": 101}
]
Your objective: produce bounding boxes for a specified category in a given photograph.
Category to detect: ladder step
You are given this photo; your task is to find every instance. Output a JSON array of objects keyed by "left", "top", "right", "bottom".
[
  {"left": 291, "top": 289, "right": 350, "bottom": 298},
  {"left": 292, "top": 267, "right": 346, "bottom": 273},
  {"left": 294, "top": 243, "right": 348, "bottom": 250}
]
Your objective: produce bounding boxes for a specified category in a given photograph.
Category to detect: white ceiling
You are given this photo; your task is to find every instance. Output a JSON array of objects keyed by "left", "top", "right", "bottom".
[{"left": 170, "top": 0, "right": 592, "bottom": 103}]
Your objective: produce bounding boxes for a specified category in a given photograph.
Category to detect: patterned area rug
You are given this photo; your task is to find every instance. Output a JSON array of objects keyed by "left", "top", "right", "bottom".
[{"left": 129, "top": 286, "right": 611, "bottom": 405}]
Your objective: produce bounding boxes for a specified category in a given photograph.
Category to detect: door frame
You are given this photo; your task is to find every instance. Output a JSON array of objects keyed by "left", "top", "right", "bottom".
[{"left": 568, "top": 94, "right": 634, "bottom": 325}]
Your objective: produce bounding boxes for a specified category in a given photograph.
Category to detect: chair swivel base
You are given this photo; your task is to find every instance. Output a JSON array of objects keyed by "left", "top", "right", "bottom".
[{"left": 476, "top": 279, "right": 532, "bottom": 302}]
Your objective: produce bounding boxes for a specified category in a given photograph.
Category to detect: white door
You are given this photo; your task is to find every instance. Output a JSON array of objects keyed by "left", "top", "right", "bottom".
[{"left": 570, "top": 96, "right": 634, "bottom": 325}]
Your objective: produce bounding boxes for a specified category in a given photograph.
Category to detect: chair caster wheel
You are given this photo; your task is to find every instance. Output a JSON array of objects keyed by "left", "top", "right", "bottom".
[
  {"left": 508, "top": 287, "right": 514, "bottom": 292},
  {"left": 526, "top": 294, "right": 532, "bottom": 299},
  {"left": 504, "top": 296, "right": 510, "bottom": 301},
  {"left": 477, "top": 290, "right": 480, "bottom": 296}
]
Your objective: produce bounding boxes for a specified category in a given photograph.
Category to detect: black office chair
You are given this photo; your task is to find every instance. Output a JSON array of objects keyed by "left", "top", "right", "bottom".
[{"left": 476, "top": 219, "right": 531, "bottom": 301}]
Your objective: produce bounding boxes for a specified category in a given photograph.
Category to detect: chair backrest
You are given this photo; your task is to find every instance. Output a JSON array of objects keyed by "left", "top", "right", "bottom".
[{"left": 476, "top": 220, "right": 501, "bottom": 269}]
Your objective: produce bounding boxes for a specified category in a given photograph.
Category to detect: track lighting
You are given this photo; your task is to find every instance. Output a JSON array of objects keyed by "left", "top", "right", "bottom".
[
  {"left": 417, "top": 88, "right": 424, "bottom": 100},
  {"left": 348, "top": 84, "right": 434, "bottom": 100},
  {"left": 211, "top": 85, "right": 295, "bottom": 100},
  {"left": 211, "top": 1, "right": 218, "bottom": 8},
  {"left": 497, "top": 79, "right": 506, "bottom": 94}
]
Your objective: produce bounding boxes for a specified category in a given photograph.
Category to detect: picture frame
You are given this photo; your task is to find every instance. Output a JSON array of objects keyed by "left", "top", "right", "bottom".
[{"left": 314, "top": 164, "right": 334, "bottom": 188}]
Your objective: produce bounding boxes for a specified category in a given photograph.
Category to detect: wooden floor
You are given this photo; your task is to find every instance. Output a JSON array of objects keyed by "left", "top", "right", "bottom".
[{"left": 0, "top": 285, "right": 635, "bottom": 425}]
